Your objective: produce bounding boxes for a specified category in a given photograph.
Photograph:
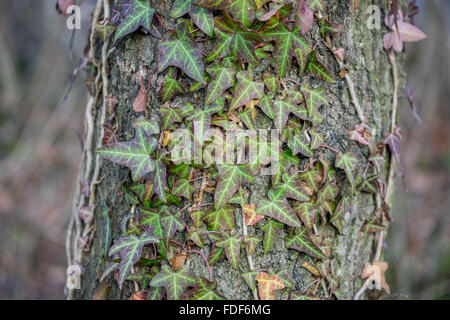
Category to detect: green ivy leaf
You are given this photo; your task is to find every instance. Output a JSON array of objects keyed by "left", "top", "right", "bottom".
[
  {"left": 97, "top": 128, "right": 157, "bottom": 181},
  {"left": 160, "top": 105, "right": 183, "bottom": 130},
  {"left": 106, "top": 229, "right": 159, "bottom": 289},
  {"left": 132, "top": 116, "right": 160, "bottom": 136},
  {"left": 161, "top": 208, "right": 185, "bottom": 239},
  {"left": 183, "top": 278, "right": 225, "bottom": 300},
  {"left": 285, "top": 227, "right": 326, "bottom": 259},
  {"left": 242, "top": 271, "right": 259, "bottom": 291},
  {"left": 301, "top": 84, "right": 328, "bottom": 119},
  {"left": 277, "top": 173, "right": 310, "bottom": 202},
  {"left": 172, "top": 179, "right": 195, "bottom": 201},
  {"left": 160, "top": 76, "right": 186, "bottom": 102},
  {"left": 205, "top": 62, "right": 236, "bottom": 105},
  {"left": 140, "top": 208, "right": 164, "bottom": 238},
  {"left": 150, "top": 265, "right": 196, "bottom": 300},
  {"left": 214, "top": 164, "right": 255, "bottom": 209},
  {"left": 191, "top": 5, "right": 215, "bottom": 37},
  {"left": 196, "top": 0, "right": 257, "bottom": 27},
  {"left": 229, "top": 70, "right": 264, "bottom": 113},
  {"left": 293, "top": 201, "right": 316, "bottom": 229},
  {"left": 288, "top": 131, "right": 314, "bottom": 158},
  {"left": 204, "top": 204, "right": 236, "bottom": 231},
  {"left": 317, "top": 182, "right": 338, "bottom": 204},
  {"left": 309, "top": 129, "right": 324, "bottom": 150},
  {"left": 158, "top": 21, "right": 206, "bottom": 83},
  {"left": 263, "top": 73, "right": 280, "bottom": 93},
  {"left": 208, "top": 246, "right": 225, "bottom": 265},
  {"left": 305, "top": 51, "right": 335, "bottom": 84},
  {"left": 149, "top": 159, "right": 167, "bottom": 202},
  {"left": 307, "top": 0, "right": 325, "bottom": 12},
  {"left": 263, "top": 24, "right": 311, "bottom": 78},
  {"left": 257, "top": 94, "right": 275, "bottom": 119},
  {"left": 216, "top": 231, "right": 242, "bottom": 269},
  {"left": 299, "top": 169, "right": 322, "bottom": 192},
  {"left": 96, "top": 23, "right": 117, "bottom": 42},
  {"left": 335, "top": 151, "right": 358, "bottom": 193},
  {"left": 172, "top": 0, "right": 215, "bottom": 37},
  {"left": 186, "top": 104, "right": 222, "bottom": 143},
  {"left": 211, "top": 13, "right": 263, "bottom": 64},
  {"left": 260, "top": 219, "right": 284, "bottom": 254},
  {"left": 257, "top": 189, "right": 302, "bottom": 227},
  {"left": 114, "top": 0, "right": 156, "bottom": 42}
]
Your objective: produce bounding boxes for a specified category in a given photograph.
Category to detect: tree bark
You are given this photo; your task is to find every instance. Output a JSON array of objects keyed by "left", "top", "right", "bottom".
[{"left": 68, "top": 0, "right": 404, "bottom": 300}]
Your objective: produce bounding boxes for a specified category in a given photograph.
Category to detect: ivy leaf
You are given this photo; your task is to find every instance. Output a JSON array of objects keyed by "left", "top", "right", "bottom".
[
  {"left": 216, "top": 231, "right": 242, "bottom": 269},
  {"left": 183, "top": 278, "right": 225, "bottom": 300},
  {"left": 160, "top": 76, "right": 186, "bottom": 103},
  {"left": 293, "top": 202, "right": 316, "bottom": 229},
  {"left": 330, "top": 196, "right": 350, "bottom": 227},
  {"left": 288, "top": 131, "right": 314, "bottom": 158},
  {"left": 204, "top": 204, "right": 236, "bottom": 231},
  {"left": 214, "top": 164, "right": 255, "bottom": 209},
  {"left": 205, "top": 62, "right": 236, "bottom": 105},
  {"left": 160, "top": 105, "right": 183, "bottom": 130},
  {"left": 171, "top": 0, "right": 193, "bottom": 18},
  {"left": 211, "top": 13, "right": 263, "bottom": 64},
  {"left": 257, "top": 190, "right": 302, "bottom": 227},
  {"left": 107, "top": 229, "right": 159, "bottom": 289},
  {"left": 172, "top": 0, "right": 215, "bottom": 37},
  {"left": 150, "top": 265, "right": 196, "bottom": 300},
  {"left": 307, "top": 0, "right": 324, "bottom": 12},
  {"left": 158, "top": 21, "right": 206, "bottom": 83},
  {"left": 190, "top": 5, "right": 215, "bottom": 37},
  {"left": 383, "top": 11, "right": 426, "bottom": 52},
  {"left": 257, "top": 94, "right": 275, "bottom": 119},
  {"left": 335, "top": 151, "right": 358, "bottom": 193},
  {"left": 263, "top": 24, "right": 311, "bottom": 78},
  {"left": 295, "top": 0, "right": 314, "bottom": 35},
  {"left": 277, "top": 173, "right": 310, "bottom": 202},
  {"left": 172, "top": 179, "right": 195, "bottom": 201},
  {"left": 299, "top": 169, "right": 322, "bottom": 192},
  {"left": 161, "top": 208, "right": 185, "bottom": 239},
  {"left": 317, "top": 182, "right": 338, "bottom": 204},
  {"left": 305, "top": 51, "right": 335, "bottom": 84},
  {"left": 255, "top": 272, "right": 285, "bottom": 300},
  {"left": 186, "top": 104, "right": 222, "bottom": 143},
  {"left": 244, "top": 235, "right": 261, "bottom": 255},
  {"left": 285, "top": 227, "right": 326, "bottom": 259},
  {"left": 229, "top": 70, "right": 264, "bottom": 113},
  {"left": 140, "top": 208, "right": 164, "bottom": 239},
  {"left": 196, "top": 0, "right": 257, "bottom": 27},
  {"left": 206, "top": 28, "right": 233, "bottom": 62},
  {"left": 260, "top": 219, "right": 284, "bottom": 254},
  {"left": 114, "top": 0, "right": 156, "bottom": 42},
  {"left": 309, "top": 129, "right": 324, "bottom": 150},
  {"left": 132, "top": 116, "right": 160, "bottom": 136},
  {"left": 242, "top": 271, "right": 259, "bottom": 292},
  {"left": 301, "top": 84, "right": 328, "bottom": 119},
  {"left": 97, "top": 128, "right": 157, "bottom": 181},
  {"left": 358, "top": 175, "right": 379, "bottom": 194},
  {"left": 243, "top": 204, "right": 265, "bottom": 226},
  {"left": 96, "top": 23, "right": 117, "bottom": 42},
  {"left": 383, "top": 126, "right": 403, "bottom": 164},
  {"left": 263, "top": 73, "right": 280, "bottom": 93},
  {"left": 208, "top": 246, "right": 225, "bottom": 265},
  {"left": 149, "top": 159, "right": 167, "bottom": 202}
]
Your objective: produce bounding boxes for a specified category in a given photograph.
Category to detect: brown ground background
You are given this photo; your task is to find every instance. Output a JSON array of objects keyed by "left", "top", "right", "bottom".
[{"left": 0, "top": 0, "right": 448, "bottom": 299}]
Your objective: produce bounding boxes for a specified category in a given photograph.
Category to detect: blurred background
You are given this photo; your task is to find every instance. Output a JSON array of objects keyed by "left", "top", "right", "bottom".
[{"left": 0, "top": 0, "right": 448, "bottom": 299}]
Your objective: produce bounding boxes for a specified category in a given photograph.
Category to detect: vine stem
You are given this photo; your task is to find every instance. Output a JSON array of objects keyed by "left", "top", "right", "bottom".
[
  {"left": 189, "top": 250, "right": 213, "bottom": 282},
  {"left": 354, "top": 51, "right": 399, "bottom": 300},
  {"left": 323, "top": 37, "right": 366, "bottom": 123},
  {"left": 67, "top": 0, "right": 104, "bottom": 300},
  {"left": 241, "top": 211, "right": 259, "bottom": 300}
]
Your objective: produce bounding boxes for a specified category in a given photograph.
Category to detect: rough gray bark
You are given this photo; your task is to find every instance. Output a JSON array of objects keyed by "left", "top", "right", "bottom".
[{"left": 70, "top": 0, "right": 404, "bottom": 300}]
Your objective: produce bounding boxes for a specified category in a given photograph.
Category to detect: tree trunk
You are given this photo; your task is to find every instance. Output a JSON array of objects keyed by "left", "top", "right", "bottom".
[{"left": 67, "top": 0, "right": 404, "bottom": 300}]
